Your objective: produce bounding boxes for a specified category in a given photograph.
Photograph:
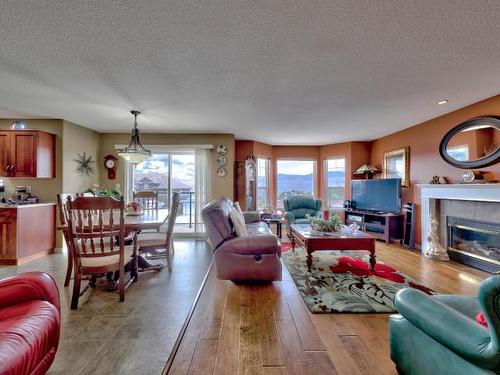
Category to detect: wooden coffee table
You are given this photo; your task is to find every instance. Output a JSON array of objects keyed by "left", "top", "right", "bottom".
[{"left": 290, "top": 224, "right": 377, "bottom": 272}]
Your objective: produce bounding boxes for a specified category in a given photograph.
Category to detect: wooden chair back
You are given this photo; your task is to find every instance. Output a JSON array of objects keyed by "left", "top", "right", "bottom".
[
  {"left": 66, "top": 196, "right": 125, "bottom": 260},
  {"left": 133, "top": 191, "right": 159, "bottom": 211},
  {"left": 57, "top": 193, "right": 74, "bottom": 228},
  {"left": 164, "top": 192, "right": 181, "bottom": 248},
  {"left": 57, "top": 193, "right": 77, "bottom": 287}
]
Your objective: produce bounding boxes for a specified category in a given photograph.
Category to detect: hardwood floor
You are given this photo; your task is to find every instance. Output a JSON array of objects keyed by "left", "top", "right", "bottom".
[
  {"left": 166, "top": 242, "right": 489, "bottom": 375},
  {"left": 0, "top": 239, "right": 213, "bottom": 375}
]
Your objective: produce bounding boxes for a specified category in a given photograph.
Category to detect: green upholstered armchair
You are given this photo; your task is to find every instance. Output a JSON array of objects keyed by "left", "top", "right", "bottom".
[
  {"left": 283, "top": 195, "right": 322, "bottom": 236},
  {"left": 390, "top": 276, "right": 500, "bottom": 375}
]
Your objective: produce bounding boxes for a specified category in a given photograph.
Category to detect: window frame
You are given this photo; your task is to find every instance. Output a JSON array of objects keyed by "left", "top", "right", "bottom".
[
  {"left": 256, "top": 158, "right": 270, "bottom": 210},
  {"left": 324, "top": 157, "right": 346, "bottom": 209},
  {"left": 275, "top": 158, "right": 317, "bottom": 208}
]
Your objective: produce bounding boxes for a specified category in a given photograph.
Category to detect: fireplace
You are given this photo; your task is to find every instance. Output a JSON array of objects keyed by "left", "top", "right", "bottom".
[{"left": 447, "top": 216, "right": 500, "bottom": 274}]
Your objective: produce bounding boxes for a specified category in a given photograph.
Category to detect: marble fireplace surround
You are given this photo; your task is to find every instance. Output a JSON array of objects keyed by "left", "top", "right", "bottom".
[{"left": 419, "top": 184, "right": 500, "bottom": 252}]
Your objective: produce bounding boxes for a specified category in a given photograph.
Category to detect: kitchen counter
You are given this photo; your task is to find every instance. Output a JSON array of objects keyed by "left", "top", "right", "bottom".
[
  {"left": 0, "top": 203, "right": 56, "bottom": 265},
  {"left": 0, "top": 202, "right": 56, "bottom": 208}
]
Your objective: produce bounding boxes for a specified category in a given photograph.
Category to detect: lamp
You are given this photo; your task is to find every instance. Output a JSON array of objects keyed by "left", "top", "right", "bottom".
[
  {"left": 353, "top": 164, "right": 380, "bottom": 179},
  {"left": 117, "top": 110, "right": 151, "bottom": 165}
]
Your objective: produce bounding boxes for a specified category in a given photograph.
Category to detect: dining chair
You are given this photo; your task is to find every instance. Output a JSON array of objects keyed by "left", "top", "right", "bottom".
[
  {"left": 66, "top": 195, "right": 138, "bottom": 309},
  {"left": 56, "top": 193, "right": 76, "bottom": 287},
  {"left": 133, "top": 191, "right": 159, "bottom": 212},
  {"left": 137, "top": 192, "right": 181, "bottom": 272}
]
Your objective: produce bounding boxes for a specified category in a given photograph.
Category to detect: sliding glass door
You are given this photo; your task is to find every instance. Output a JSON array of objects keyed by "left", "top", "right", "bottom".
[{"left": 127, "top": 149, "right": 205, "bottom": 236}]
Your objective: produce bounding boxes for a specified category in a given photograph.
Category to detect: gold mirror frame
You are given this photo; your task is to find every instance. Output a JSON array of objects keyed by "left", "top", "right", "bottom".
[{"left": 383, "top": 147, "right": 410, "bottom": 187}]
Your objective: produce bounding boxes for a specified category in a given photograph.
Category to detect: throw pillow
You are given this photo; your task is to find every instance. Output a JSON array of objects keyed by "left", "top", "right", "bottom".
[
  {"left": 230, "top": 207, "right": 248, "bottom": 237},
  {"left": 475, "top": 312, "right": 488, "bottom": 327},
  {"left": 233, "top": 201, "right": 245, "bottom": 223}
]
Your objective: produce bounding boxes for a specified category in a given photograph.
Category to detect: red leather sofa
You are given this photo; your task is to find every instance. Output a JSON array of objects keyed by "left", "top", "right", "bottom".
[{"left": 0, "top": 272, "right": 61, "bottom": 375}]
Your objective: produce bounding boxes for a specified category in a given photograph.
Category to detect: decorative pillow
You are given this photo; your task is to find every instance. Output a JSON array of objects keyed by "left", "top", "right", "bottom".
[
  {"left": 475, "top": 312, "right": 488, "bottom": 327},
  {"left": 230, "top": 207, "right": 248, "bottom": 237},
  {"left": 233, "top": 201, "right": 245, "bottom": 223}
]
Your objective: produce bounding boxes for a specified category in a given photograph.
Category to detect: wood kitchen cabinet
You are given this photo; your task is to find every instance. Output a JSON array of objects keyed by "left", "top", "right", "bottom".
[
  {"left": 0, "top": 130, "right": 55, "bottom": 178},
  {"left": 0, "top": 203, "right": 56, "bottom": 265}
]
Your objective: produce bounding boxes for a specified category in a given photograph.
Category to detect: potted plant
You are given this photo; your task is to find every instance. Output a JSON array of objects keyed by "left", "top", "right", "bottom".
[{"left": 306, "top": 213, "right": 342, "bottom": 234}]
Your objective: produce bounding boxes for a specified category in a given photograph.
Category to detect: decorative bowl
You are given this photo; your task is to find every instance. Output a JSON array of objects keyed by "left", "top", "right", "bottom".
[{"left": 125, "top": 202, "right": 143, "bottom": 216}]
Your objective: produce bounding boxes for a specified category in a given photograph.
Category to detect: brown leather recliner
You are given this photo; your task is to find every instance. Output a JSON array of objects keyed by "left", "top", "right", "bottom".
[{"left": 202, "top": 197, "right": 282, "bottom": 281}]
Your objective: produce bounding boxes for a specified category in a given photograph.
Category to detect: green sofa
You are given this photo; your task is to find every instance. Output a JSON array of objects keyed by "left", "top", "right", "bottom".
[
  {"left": 390, "top": 276, "right": 500, "bottom": 375},
  {"left": 283, "top": 195, "right": 322, "bottom": 236}
]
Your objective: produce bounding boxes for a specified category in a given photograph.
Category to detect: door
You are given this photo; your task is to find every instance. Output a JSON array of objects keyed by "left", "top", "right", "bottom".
[
  {"left": 10, "top": 132, "right": 37, "bottom": 177},
  {"left": 0, "top": 132, "right": 10, "bottom": 176},
  {"left": 129, "top": 151, "right": 198, "bottom": 235}
]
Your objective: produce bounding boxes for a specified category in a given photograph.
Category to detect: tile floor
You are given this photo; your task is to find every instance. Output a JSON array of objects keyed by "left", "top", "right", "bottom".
[{"left": 0, "top": 239, "right": 213, "bottom": 375}]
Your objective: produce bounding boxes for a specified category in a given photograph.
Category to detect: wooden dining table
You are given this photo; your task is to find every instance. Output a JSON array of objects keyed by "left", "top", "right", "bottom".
[
  {"left": 124, "top": 209, "right": 169, "bottom": 232},
  {"left": 123, "top": 209, "right": 169, "bottom": 270},
  {"left": 59, "top": 208, "right": 170, "bottom": 271}
]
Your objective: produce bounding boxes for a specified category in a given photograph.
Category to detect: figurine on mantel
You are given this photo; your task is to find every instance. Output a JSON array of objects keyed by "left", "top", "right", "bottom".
[{"left": 424, "top": 215, "right": 449, "bottom": 261}]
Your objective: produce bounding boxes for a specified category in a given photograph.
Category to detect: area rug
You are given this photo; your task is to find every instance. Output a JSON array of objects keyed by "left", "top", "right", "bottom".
[
  {"left": 282, "top": 248, "right": 433, "bottom": 313},
  {"left": 280, "top": 242, "right": 292, "bottom": 253}
]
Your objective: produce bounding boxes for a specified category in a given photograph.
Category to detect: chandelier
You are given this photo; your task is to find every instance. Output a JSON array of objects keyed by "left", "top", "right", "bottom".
[{"left": 117, "top": 110, "right": 151, "bottom": 164}]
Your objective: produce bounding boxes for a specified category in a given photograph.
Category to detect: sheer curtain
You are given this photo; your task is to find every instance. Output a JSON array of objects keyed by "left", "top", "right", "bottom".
[{"left": 194, "top": 149, "right": 211, "bottom": 237}]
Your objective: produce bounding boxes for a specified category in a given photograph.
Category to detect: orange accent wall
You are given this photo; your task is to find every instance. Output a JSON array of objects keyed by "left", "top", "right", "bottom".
[
  {"left": 370, "top": 94, "right": 500, "bottom": 245},
  {"left": 235, "top": 141, "right": 372, "bottom": 209},
  {"left": 235, "top": 94, "right": 500, "bottom": 246}
]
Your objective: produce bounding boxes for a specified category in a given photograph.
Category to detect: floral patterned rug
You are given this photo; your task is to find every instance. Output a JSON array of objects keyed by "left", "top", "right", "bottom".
[{"left": 282, "top": 248, "right": 433, "bottom": 313}]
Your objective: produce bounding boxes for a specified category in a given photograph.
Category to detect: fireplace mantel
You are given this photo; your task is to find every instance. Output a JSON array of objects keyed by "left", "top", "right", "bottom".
[{"left": 418, "top": 184, "right": 500, "bottom": 252}]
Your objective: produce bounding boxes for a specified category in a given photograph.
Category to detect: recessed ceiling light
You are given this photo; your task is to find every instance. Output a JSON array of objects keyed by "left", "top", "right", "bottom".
[{"left": 437, "top": 99, "right": 449, "bottom": 105}]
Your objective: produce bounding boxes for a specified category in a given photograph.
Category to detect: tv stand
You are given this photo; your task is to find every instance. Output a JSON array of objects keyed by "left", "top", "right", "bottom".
[{"left": 344, "top": 209, "right": 403, "bottom": 244}]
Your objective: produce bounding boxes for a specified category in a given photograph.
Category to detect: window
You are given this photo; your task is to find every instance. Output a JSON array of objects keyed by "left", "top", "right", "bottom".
[
  {"left": 128, "top": 151, "right": 197, "bottom": 233},
  {"left": 447, "top": 145, "right": 469, "bottom": 161},
  {"left": 257, "top": 158, "right": 270, "bottom": 209},
  {"left": 276, "top": 160, "right": 315, "bottom": 207},
  {"left": 326, "top": 158, "right": 345, "bottom": 208}
]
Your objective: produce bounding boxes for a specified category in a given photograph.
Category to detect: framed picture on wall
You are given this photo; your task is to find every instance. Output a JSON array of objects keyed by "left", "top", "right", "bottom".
[{"left": 383, "top": 147, "right": 410, "bottom": 187}]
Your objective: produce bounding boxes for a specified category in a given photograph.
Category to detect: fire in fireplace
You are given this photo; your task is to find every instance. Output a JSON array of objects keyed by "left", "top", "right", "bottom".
[{"left": 447, "top": 216, "right": 500, "bottom": 274}]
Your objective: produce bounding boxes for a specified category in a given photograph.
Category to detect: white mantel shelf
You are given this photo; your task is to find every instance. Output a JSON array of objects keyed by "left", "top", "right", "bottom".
[{"left": 418, "top": 184, "right": 500, "bottom": 252}]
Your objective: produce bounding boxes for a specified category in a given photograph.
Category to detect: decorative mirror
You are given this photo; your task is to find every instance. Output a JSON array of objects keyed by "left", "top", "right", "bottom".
[{"left": 439, "top": 116, "right": 500, "bottom": 169}]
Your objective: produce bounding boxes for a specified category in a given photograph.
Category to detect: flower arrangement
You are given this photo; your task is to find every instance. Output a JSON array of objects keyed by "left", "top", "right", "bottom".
[
  {"left": 307, "top": 213, "right": 342, "bottom": 233},
  {"left": 85, "top": 184, "right": 122, "bottom": 200}
]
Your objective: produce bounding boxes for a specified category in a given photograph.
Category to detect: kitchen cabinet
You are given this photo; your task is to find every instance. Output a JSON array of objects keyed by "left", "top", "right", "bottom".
[
  {"left": 0, "top": 203, "right": 56, "bottom": 265},
  {"left": 0, "top": 130, "right": 55, "bottom": 178}
]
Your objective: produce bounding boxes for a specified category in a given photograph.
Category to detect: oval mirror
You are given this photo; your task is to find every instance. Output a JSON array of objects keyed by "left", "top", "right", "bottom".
[{"left": 439, "top": 116, "right": 500, "bottom": 169}]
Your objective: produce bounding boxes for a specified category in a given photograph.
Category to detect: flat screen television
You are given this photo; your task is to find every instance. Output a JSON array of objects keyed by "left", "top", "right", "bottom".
[{"left": 351, "top": 178, "right": 402, "bottom": 213}]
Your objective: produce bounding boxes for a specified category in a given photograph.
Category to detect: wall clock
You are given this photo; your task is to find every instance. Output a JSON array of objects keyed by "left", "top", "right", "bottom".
[{"left": 104, "top": 154, "right": 118, "bottom": 180}]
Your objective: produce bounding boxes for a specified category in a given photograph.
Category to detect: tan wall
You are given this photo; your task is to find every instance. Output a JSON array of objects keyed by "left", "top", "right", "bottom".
[
  {"left": 99, "top": 133, "right": 235, "bottom": 200},
  {"left": 0, "top": 119, "right": 63, "bottom": 203},
  {"left": 62, "top": 120, "right": 101, "bottom": 193}
]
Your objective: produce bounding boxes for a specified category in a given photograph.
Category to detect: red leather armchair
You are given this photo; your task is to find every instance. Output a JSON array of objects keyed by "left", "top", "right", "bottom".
[{"left": 0, "top": 272, "right": 61, "bottom": 375}]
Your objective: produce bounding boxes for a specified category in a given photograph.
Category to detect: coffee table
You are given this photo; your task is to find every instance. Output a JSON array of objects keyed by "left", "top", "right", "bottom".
[{"left": 290, "top": 224, "right": 377, "bottom": 272}]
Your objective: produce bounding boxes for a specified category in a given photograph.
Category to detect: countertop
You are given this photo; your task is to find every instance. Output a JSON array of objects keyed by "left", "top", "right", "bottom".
[{"left": 0, "top": 202, "right": 56, "bottom": 209}]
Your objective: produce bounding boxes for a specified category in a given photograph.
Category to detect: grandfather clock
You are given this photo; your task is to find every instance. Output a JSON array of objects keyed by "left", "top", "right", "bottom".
[{"left": 234, "top": 156, "right": 257, "bottom": 210}]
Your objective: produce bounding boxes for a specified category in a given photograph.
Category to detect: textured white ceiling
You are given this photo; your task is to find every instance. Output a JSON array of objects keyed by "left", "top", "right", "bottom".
[{"left": 0, "top": 1, "right": 499, "bottom": 145}]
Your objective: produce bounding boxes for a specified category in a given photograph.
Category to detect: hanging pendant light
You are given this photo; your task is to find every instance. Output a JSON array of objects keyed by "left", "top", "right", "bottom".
[{"left": 118, "top": 110, "right": 152, "bottom": 164}]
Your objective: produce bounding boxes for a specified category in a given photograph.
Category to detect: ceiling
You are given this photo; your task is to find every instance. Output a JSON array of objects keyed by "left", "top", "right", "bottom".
[{"left": 0, "top": 1, "right": 499, "bottom": 145}]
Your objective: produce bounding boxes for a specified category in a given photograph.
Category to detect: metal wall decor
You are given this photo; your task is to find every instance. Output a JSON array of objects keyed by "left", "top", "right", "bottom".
[{"left": 74, "top": 152, "right": 96, "bottom": 176}]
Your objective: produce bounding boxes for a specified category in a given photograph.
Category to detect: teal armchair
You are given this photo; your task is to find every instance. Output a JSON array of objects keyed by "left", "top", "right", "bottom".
[
  {"left": 390, "top": 276, "right": 500, "bottom": 375},
  {"left": 283, "top": 195, "right": 322, "bottom": 236}
]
